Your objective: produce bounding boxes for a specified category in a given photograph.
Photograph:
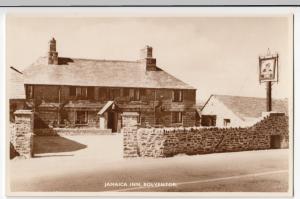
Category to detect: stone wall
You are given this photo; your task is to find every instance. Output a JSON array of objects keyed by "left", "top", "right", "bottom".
[
  {"left": 11, "top": 110, "right": 34, "bottom": 159},
  {"left": 123, "top": 112, "right": 289, "bottom": 158}
]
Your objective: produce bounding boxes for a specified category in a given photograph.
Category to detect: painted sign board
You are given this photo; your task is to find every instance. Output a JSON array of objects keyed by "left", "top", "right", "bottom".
[{"left": 259, "top": 55, "right": 279, "bottom": 83}]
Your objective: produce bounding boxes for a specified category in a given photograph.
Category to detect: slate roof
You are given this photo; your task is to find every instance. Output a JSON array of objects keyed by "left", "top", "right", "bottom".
[
  {"left": 9, "top": 67, "right": 26, "bottom": 99},
  {"left": 210, "top": 95, "right": 289, "bottom": 119},
  {"left": 23, "top": 57, "right": 195, "bottom": 90}
]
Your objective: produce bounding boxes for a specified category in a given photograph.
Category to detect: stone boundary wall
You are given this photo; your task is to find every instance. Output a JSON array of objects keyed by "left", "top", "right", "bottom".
[
  {"left": 34, "top": 128, "right": 112, "bottom": 136},
  {"left": 10, "top": 110, "right": 34, "bottom": 159},
  {"left": 123, "top": 113, "right": 289, "bottom": 158},
  {"left": 10, "top": 123, "right": 16, "bottom": 147}
]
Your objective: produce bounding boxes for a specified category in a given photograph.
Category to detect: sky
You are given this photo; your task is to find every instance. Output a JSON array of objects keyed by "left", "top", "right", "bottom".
[{"left": 6, "top": 15, "right": 293, "bottom": 102}]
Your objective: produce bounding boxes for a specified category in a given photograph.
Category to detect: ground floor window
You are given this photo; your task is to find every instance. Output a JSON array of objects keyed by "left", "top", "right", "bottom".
[
  {"left": 76, "top": 111, "right": 88, "bottom": 125},
  {"left": 223, "top": 118, "right": 231, "bottom": 127},
  {"left": 171, "top": 111, "right": 182, "bottom": 123},
  {"left": 201, "top": 115, "right": 216, "bottom": 126}
]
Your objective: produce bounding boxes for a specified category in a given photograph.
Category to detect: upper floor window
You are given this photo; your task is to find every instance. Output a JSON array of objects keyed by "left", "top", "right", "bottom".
[
  {"left": 26, "top": 85, "right": 34, "bottom": 99},
  {"left": 129, "top": 89, "right": 140, "bottom": 101},
  {"left": 70, "top": 86, "right": 94, "bottom": 100},
  {"left": 172, "top": 111, "right": 182, "bottom": 123},
  {"left": 122, "top": 88, "right": 130, "bottom": 97},
  {"left": 70, "top": 86, "right": 76, "bottom": 96},
  {"left": 87, "top": 87, "right": 95, "bottom": 99},
  {"left": 77, "top": 87, "right": 87, "bottom": 99},
  {"left": 172, "top": 90, "right": 183, "bottom": 102},
  {"left": 109, "top": 88, "right": 120, "bottom": 100},
  {"left": 99, "top": 87, "right": 108, "bottom": 100}
]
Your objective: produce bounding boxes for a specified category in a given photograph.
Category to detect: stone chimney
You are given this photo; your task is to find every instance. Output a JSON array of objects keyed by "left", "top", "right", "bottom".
[
  {"left": 48, "top": 38, "right": 58, "bottom": 65},
  {"left": 140, "top": 45, "right": 156, "bottom": 71}
]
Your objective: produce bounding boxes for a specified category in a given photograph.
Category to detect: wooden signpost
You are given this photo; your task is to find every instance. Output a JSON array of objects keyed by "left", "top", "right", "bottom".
[{"left": 259, "top": 50, "right": 279, "bottom": 112}]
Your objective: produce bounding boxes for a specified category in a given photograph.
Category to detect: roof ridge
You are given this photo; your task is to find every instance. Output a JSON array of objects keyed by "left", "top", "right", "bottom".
[{"left": 39, "top": 56, "right": 140, "bottom": 63}]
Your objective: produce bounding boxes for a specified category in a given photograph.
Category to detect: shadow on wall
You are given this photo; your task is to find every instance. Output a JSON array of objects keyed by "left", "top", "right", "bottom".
[
  {"left": 33, "top": 136, "right": 87, "bottom": 154},
  {"left": 10, "top": 142, "right": 20, "bottom": 159}
]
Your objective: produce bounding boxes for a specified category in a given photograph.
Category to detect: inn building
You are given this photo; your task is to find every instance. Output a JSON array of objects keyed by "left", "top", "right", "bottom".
[{"left": 18, "top": 38, "right": 197, "bottom": 132}]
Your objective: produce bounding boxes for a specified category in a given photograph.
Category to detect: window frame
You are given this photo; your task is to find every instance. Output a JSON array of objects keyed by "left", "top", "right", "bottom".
[
  {"left": 75, "top": 110, "right": 88, "bottom": 125},
  {"left": 87, "top": 87, "right": 95, "bottom": 100},
  {"left": 98, "top": 87, "right": 108, "bottom": 100},
  {"left": 134, "top": 89, "right": 140, "bottom": 101},
  {"left": 129, "top": 88, "right": 140, "bottom": 101},
  {"left": 74, "top": 87, "right": 88, "bottom": 99},
  {"left": 171, "top": 111, "right": 183, "bottom": 124},
  {"left": 223, "top": 118, "right": 231, "bottom": 127},
  {"left": 70, "top": 86, "right": 76, "bottom": 97},
  {"left": 172, "top": 90, "right": 183, "bottom": 102}
]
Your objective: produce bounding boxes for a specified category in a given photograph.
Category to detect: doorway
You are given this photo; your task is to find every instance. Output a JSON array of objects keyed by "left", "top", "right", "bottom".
[
  {"left": 107, "top": 112, "right": 118, "bottom": 132},
  {"left": 270, "top": 135, "right": 281, "bottom": 149}
]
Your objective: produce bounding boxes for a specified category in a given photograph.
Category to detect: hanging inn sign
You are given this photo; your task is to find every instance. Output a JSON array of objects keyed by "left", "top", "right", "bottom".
[
  {"left": 259, "top": 51, "right": 279, "bottom": 112},
  {"left": 259, "top": 53, "right": 279, "bottom": 83}
]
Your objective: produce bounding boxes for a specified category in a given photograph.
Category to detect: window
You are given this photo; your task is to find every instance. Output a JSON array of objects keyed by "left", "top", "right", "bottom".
[
  {"left": 87, "top": 87, "right": 95, "bottom": 99},
  {"left": 26, "top": 85, "right": 34, "bottom": 99},
  {"left": 140, "top": 89, "right": 146, "bottom": 96},
  {"left": 113, "top": 89, "right": 120, "bottom": 98},
  {"left": 76, "top": 87, "right": 88, "bottom": 99},
  {"left": 70, "top": 86, "right": 90, "bottom": 99},
  {"left": 99, "top": 88, "right": 108, "bottom": 100},
  {"left": 70, "top": 86, "right": 76, "bottom": 96},
  {"left": 108, "top": 88, "right": 120, "bottom": 100},
  {"left": 134, "top": 89, "right": 140, "bottom": 101},
  {"left": 76, "top": 111, "right": 88, "bottom": 125},
  {"left": 172, "top": 90, "right": 183, "bottom": 102},
  {"left": 172, "top": 112, "right": 182, "bottom": 123},
  {"left": 201, "top": 115, "right": 216, "bottom": 126},
  {"left": 123, "top": 88, "right": 130, "bottom": 97},
  {"left": 129, "top": 89, "right": 140, "bottom": 101},
  {"left": 224, "top": 119, "right": 231, "bottom": 127},
  {"left": 129, "top": 89, "right": 134, "bottom": 100}
]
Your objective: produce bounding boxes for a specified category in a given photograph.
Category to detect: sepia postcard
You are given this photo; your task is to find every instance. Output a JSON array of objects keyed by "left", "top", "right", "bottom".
[{"left": 5, "top": 7, "right": 294, "bottom": 197}]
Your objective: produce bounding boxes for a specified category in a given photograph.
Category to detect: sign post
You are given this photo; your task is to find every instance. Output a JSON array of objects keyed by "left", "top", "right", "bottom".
[{"left": 259, "top": 52, "right": 279, "bottom": 112}]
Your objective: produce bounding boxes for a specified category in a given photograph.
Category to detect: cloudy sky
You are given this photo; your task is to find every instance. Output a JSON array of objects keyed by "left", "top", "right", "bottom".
[{"left": 6, "top": 15, "right": 293, "bottom": 102}]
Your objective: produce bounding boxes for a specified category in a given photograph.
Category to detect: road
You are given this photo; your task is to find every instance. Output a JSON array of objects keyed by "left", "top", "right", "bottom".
[{"left": 9, "top": 143, "right": 290, "bottom": 193}]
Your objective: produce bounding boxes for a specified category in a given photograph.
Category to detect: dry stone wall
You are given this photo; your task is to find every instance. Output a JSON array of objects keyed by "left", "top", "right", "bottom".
[{"left": 123, "top": 112, "right": 289, "bottom": 158}]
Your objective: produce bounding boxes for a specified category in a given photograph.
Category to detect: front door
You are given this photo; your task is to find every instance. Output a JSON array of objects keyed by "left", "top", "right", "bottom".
[{"left": 107, "top": 112, "right": 118, "bottom": 132}]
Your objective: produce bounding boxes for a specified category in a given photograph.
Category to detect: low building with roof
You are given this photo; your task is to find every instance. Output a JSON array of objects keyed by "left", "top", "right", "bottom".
[
  {"left": 201, "top": 94, "right": 288, "bottom": 127},
  {"left": 9, "top": 66, "right": 26, "bottom": 122},
  {"left": 19, "top": 38, "right": 197, "bottom": 131}
]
